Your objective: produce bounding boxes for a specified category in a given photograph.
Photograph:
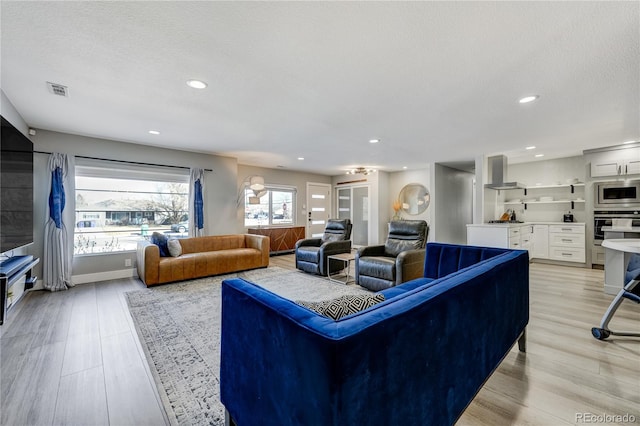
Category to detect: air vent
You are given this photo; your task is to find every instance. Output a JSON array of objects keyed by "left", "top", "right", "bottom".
[{"left": 46, "top": 82, "right": 68, "bottom": 97}]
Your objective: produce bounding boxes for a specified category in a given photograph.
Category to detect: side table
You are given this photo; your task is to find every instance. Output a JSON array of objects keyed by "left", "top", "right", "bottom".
[{"left": 327, "top": 252, "right": 356, "bottom": 284}]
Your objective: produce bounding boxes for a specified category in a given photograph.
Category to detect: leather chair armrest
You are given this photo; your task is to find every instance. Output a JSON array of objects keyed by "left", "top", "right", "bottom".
[
  {"left": 356, "top": 245, "right": 385, "bottom": 258},
  {"left": 295, "top": 238, "right": 322, "bottom": 249},
  {"left": 396, "top": 248, "right": 426, "bottom": 284}
]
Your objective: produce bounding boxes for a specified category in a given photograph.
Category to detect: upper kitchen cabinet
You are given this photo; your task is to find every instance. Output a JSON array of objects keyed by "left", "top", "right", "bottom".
[{"left": 585, "top": 144, "right": 640, "bottom": 178}]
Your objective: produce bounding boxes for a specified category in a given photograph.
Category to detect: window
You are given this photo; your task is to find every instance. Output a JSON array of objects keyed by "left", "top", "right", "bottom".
[
  {"left": 244, "top": 187, "right": 295, "bottom": 227},
  {"left": 74, "top": 161, "right": 189, "bottom": 254}
]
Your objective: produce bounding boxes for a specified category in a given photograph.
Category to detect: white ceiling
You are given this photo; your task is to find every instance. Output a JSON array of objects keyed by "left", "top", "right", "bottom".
[{"left": 1, "top": 1, "right": 638, "bottom": 176}]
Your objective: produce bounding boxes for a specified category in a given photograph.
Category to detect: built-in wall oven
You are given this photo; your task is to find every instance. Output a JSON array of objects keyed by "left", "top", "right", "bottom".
[
  {"left": 594, "top": 180, "right": 640, "bottom": 209},
  {"left": 593, "top": 210, "right": 640, "bottom": 245}
]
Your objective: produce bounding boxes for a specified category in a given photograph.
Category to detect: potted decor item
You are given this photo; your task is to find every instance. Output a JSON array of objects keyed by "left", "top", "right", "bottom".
[{"left": 392, "top": 199, "right": 402, "bottom": 220}]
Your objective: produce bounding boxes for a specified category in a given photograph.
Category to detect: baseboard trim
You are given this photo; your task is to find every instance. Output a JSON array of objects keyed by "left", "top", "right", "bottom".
[
  {"left": 604, "top": 284, "right": 621, "bottom": 296},
  {"left": 72, "top": 269, "right": 138, "bottom": 285}
]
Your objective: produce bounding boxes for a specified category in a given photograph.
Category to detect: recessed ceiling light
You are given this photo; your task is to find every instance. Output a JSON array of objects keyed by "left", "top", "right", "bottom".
[
  {"left": 519, "top": 95, "right": 539, "bottom": 104},
  {"left": 186, "top": 79, "right": 208, "bottom": 89},
  {"left": 297, "top": 157, "right": 304, "bottom": 161},
  {"left": 525, "top": 146, "right": 536, "bottom": 150},
  {"left": 535, "top": 154, "right": 544, "bottom": 158},
  {"left": 623, "top": 140, "right": 637, "bottom": 144},
  {"left": 148, "top": 130, "right": 160, "bottom": 135},
  {"left": 403, "top": 166, "right": 408, "bottom": 169},
  {"left": 369, "top": 139, "right": 380, "bottom": 144}
]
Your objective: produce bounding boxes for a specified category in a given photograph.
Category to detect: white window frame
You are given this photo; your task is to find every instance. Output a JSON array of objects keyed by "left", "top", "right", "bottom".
[
  {"left": 243, "top": 185, "right": 296, "bottom": 227},
  {"left": 74, "top": 159, "right": 190, "bottom": 255}
]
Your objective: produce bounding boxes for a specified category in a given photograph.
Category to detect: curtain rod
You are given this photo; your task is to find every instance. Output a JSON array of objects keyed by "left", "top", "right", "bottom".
[{"left": 34, "top": 151, "right": 212, "bottom": 172}]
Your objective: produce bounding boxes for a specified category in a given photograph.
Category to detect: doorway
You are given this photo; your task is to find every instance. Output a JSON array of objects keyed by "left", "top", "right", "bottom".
[
  {"left": 336, "top": 185, "right": 370, "bottom": 246},
  {"left": 306, "top": 183, "right": 331, "bottom": 238}
]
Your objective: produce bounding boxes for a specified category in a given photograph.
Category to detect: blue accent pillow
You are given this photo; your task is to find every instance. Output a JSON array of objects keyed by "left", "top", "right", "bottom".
[{"left": 151, "top": 232, "right": 170, "bottom": 257}]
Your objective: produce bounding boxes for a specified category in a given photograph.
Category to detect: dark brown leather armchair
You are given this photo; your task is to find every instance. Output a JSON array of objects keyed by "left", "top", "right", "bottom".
[
  {"left": 355, "top": 220, "right": 429, "bottom": 291},
  {"left": 295, "top": 219, "right": 352, "bottom": 276}
]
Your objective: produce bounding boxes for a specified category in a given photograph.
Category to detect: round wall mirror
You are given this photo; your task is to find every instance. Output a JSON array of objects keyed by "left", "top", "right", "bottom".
[{"left": 398, "top": 183, "right": 430, "bottom": 215}]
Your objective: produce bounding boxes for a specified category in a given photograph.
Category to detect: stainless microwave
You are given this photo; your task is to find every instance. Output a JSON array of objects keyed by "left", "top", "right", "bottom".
[{"left": 595, "top": 180, "right": 640, "bottom": 208}]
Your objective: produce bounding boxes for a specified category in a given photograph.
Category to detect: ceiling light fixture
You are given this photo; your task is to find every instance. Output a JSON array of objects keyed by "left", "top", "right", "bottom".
[
  {"left": 525, "top": 146, "right": 536, "bottom": 150},
  {"left": 623, "top": 140, "right": 637, "bottom": 145},
  {"left": 369, "top": 139, "right": 380, "bottom": 144},
  {"left": 148, "top": 130, "right": 160, "bottom": 135},
  {"left": 519, "top": 95, "right": 539, "bottom": 104},
  {"left": 403, "top": 166, "right": 408, "bottom": 169},
  {"left": 237, "top": 175, "right": 266, "bottom": 206},
  {"left": 346, "top": 167, "right": 376, "bottom": 175},
  {"left": 186, "top": 79, "right": 208, "bottom": 89},
  {"left": 298, "top": 157, "right": 304, "bottom": 160},
  {"left": 535, "top": 154, "right": 544, "bottom": 158}
]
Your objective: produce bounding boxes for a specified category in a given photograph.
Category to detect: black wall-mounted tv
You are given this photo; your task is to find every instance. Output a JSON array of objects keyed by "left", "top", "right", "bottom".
[{"left": 1, "top": 116, "right": 34, "bottom": 254}]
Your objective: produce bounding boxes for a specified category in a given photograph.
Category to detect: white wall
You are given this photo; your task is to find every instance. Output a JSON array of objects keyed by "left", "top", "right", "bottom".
[
  {"left": 505, "top": 156, "right": 587, "bottom": 223},
  {"left": 434, "top": 164, "right": 474, "bottom": 244},
  {"left": 1, "top": 90, "right": 29, "bottom": 136}
]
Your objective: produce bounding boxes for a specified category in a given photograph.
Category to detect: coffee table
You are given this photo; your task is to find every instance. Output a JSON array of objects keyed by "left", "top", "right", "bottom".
[{"left": 327, "top": 252, "right": 356, "bottom": 284}]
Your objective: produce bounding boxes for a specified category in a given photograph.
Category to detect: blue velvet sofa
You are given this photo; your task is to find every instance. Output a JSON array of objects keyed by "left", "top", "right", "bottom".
[{"left": 220, "top": 243, "right": 529, "bottom": 426}]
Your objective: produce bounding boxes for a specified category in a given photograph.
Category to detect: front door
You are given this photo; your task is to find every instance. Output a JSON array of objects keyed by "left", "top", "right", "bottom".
[{"left": 307, "top": 183, "right": 331, "bottom": 238}]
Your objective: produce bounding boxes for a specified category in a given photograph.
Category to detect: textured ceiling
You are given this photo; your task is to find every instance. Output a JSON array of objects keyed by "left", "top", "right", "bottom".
[{"left": 1, "top": 1, "right": 638, "bottom": 175}]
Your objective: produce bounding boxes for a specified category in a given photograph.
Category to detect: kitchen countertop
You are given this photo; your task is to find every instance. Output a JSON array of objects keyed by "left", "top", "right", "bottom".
[
  {"left": 467, "top": 222, "right": 585, "bottom": 228},
  {"left": 602, "top": 226, "right": 640, "bottom": 232},
  {"left": 601, "top": 238, "right": 640, "bottom": 254}
]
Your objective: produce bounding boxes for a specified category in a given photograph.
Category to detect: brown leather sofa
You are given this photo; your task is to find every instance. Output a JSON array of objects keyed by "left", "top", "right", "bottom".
[{"left": 136, "top": 234, "right": 269, "bottom": 286}]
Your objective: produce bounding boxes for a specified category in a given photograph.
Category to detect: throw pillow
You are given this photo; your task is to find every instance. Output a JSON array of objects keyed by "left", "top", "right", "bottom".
[
  {"left": 150, "top": 232, "right": 170, "bottom": 257},
  {"left": 296, "top": 293, "right": 385, "bottom": 320},
  {"left": 167, "top": 238, "right": 182, "bottom": 257}
]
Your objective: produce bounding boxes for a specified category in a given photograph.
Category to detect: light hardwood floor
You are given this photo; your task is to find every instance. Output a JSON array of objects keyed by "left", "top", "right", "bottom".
[{"left": 1, "top": 255, "right": 638, "bottom": 425}]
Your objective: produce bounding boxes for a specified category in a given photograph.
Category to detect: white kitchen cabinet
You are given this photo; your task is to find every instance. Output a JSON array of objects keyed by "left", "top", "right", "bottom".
[
  {"left": 466, "top": 224, "right": 531, "bottom": 254},
  {"left": 532, "top": 225, "right": 549, "bottom": 259},
  {"left": 590, "top": 146, "right": 640, "bottom": 177},
  {"left": 468, "top": 223, "right": 585, "bottom": 264},
  {"left": 467, "top": 225, "right": 511, "bottom": 248},
  {"left": 548, "top": 224, "right": 585, "bottom": 263},
  {"left": 520, "top": 226, "right": 533, "bottom": 252}
]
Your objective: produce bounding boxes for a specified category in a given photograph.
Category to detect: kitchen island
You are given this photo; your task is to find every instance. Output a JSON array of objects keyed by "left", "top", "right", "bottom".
[{"left": 601, "top": 238, "right": 640, "bottom": 295}]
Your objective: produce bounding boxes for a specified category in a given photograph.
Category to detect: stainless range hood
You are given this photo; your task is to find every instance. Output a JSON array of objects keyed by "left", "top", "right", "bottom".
[{"left": 484, "top": 155, "right": 526, "bottom": 190}]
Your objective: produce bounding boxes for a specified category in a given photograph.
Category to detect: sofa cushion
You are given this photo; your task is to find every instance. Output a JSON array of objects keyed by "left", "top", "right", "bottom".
[
  {"left": 296, "top": 246, "right": 321, "bottom": 263},
  {"left": 296, "top": 293, "right": 385, "bottom": 320},
  {"left": 167, "top": 238, "right": 182, "bottom": 257},
  {"left": 150, "top": 232, "right": 170, "bottom": 257},
  {"left": 379, "top": 277, "right": 435, "bottom": 299},
  {"left": 358, "top": 256, "right": 396, "bottom": 281}
]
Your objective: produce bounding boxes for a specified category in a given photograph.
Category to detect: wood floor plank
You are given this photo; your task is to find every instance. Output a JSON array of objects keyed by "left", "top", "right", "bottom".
[
  {"left": 102, "top": 331, "right": 168, "bottom": 426},
  {"left": 53, "top": 365, "right": 109, "bottom": 426},
  {"left": 96, "top": 281, "right": 135, "bottom": 338},
  {"left": 1, "top": 341, "right": 65, "bottom": 426},
  {"left": 66, "top": 283, "right": 100, "bottom": 339}
]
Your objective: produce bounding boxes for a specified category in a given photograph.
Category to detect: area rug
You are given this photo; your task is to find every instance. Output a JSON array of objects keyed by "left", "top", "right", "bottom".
[{"left": 125, "top": 266, "right": 370, "bottom": 426}]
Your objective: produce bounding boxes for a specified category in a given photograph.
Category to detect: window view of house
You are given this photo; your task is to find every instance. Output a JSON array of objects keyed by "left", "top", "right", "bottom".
[
  {"left": 243, "top": 188, "right": 294, "bottom": 227},
  {"left": 74, "top": 175, "right": 189, "bottom": 254}
]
